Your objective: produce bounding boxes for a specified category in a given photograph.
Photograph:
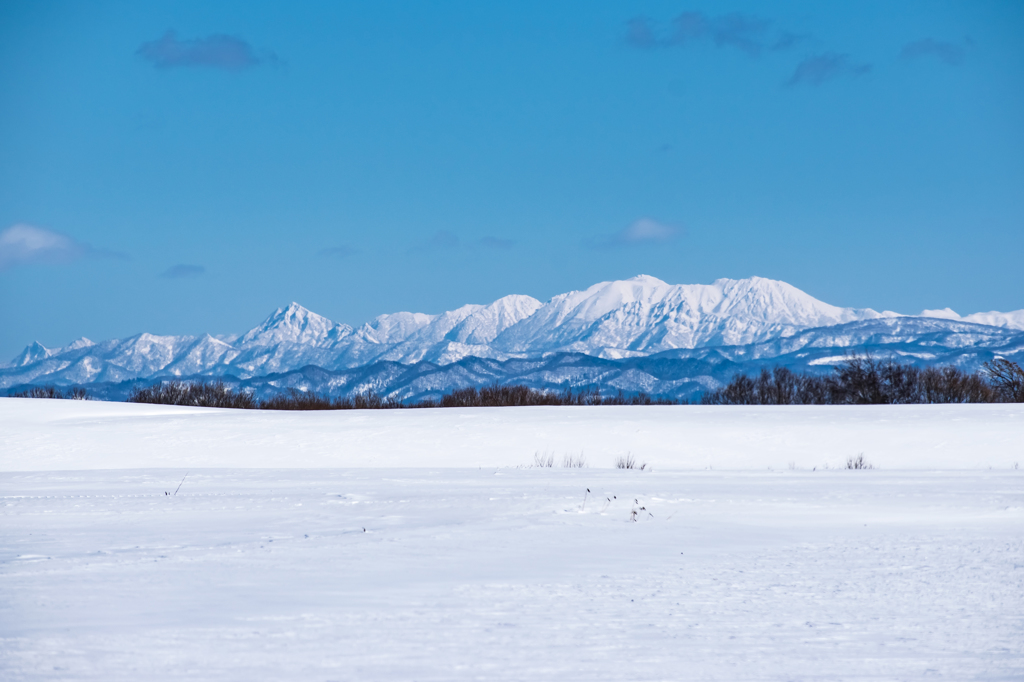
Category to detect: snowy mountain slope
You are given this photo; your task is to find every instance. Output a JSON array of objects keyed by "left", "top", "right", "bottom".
[
  {"left": 8, "top": 337, "right": 93, "bottom": 368},
  {"left": 365, "top": 295, "right": 545, "bottom": 365},
  {"left": 2, "top": 276, "right": 1021, "bottom": 391},
  {"left": 229, "top": 304, "right": 353, "bottom": 376},
  {"left": 238, "top": 302, "right": 352, "bottom": 347},
  {"left": 487, "top": 276, "right": 889, "bottom": 357},
  {"left": 655, "top": 316, "right": 1024, "bottom": 363},
  {"left": 921, "top": 307, "right": 1024, "bottom": 330},
  {"left": 3, "top": 333, "right": 201, "bottom": 386},
  {"left": 448, "top": 295, "right": 544, "bottom": 345},
  {"left": 370, "top": 304, "right": 492, "bottom": 364},
  {"left": 51, "top": 317, "right": 1024, "bottom": 403},
  {"left": 161, "top": 335, "right": 241, "bottom": 377},
  {"left": 244, "top": 320, "right": 1024, "bottom": 402}
]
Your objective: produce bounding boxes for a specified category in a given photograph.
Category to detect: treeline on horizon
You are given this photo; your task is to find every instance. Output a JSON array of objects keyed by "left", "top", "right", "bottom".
[
  {"left": 124, "top": 382, "right": 676, "bottom": 410},
  {"left": 699, "top": 356, "right": 1024, "bottom": 405},
  {"left": 8, "top": 355, "right": 1024, "bottom": 408}
]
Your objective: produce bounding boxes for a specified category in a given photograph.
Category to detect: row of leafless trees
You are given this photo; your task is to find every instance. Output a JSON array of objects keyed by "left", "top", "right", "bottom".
[
  {"left": 123, "top": 382, "right": 676, "bottom": 410},
  {"left": 433, "top": 385, "right": 673, "bottom": 407},
  {"left": 127, "top": 381, "right": 259, "bottom": 409},
  {"left": 9, "top": 386, "right": 90, "bottom": 400},
  {"left": 700, "top": 357, "right": 1024, "bottom": 405},
  {"left": 127, "top": 383, "right": 408, "bottom": 410}
]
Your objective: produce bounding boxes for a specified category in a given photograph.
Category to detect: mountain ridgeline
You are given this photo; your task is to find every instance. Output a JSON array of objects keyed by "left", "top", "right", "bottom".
[{"left": 4, "top": 276, "right": 1023, "bottom": 402}]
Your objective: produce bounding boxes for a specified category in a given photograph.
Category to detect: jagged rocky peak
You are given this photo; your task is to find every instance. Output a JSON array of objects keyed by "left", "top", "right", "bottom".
[
  {"left": 6, "top": 336, "right": 96, "bottom": 369},
  {"left": 9, "top": 341, "right": 53, "bottom": 367},
  {"left": 240, "top": 302, "right": 351, "bottom": 347}
]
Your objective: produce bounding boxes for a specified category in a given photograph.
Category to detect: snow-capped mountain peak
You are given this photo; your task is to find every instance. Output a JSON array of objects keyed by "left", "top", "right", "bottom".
[
  {"left": 708, "top": 277, "right": 872, "bottom": 325},
  {"left": 920, "top": 307, "right": 961, "bottom": 320},
  {"left": 9, "top": 341, "right": 53, "bottom": 368},
  {"left": 3, "top": 337, "right": 94, "bottom": 370},
  {"left": 571, "top": 275, "right": 672, "bottom": 319},
  {"left": 3, "top": 275, "right": 1021, "bottom": 391},
  {"left": 447, "top": 294, "right": 543, "bottom": 345},
  {"left": 240, "top": 302, "right": 352, "bottom": 347},
  {"left": 63, "top": 337, "right": 95, "bottom": 351},
  {"left": 355, "top": 311, "right": 437, "bottom": 346},
  {"left": 491, "top": 275, "right": 884, "bottom": 355}
]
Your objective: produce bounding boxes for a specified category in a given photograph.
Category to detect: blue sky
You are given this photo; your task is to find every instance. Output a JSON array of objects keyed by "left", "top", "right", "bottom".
[{"left": 1, "top": 0, "right": 1022, "bottom": 358}]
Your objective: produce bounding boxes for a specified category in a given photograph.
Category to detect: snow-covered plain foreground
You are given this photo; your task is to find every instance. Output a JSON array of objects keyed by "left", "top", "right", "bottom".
[
  {"left": 2, "top": 398, "right": 1023, "bottom": 470},
  {"left": 1, "top": 399, "right": 1022, "bottom": 680}
]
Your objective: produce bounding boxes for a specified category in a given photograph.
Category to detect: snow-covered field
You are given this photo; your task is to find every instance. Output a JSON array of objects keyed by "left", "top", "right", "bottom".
[
  {"left": 2, "top": 398, "right": 1023, "bottom": 471},
  {"left": 2, "top": 399, "right": 1022, "bottom": 680}
]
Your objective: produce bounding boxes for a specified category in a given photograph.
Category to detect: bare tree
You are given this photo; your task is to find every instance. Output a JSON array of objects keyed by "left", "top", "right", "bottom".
[{"left": 982, "top": 358, "right": 1024, "bottom": 402}]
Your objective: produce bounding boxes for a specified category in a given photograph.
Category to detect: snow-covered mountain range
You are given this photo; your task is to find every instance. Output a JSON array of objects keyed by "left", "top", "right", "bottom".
[{"left": 4, "top": 275, "right": 1023, "bottom": 397}]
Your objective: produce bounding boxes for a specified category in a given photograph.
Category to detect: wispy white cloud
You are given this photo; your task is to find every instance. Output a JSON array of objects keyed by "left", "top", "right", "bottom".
[
  {"left": 0, "top": 224, "right": 96, "bottom": 270},
  {"left": 589, "top": 218, "right": 681, "bottom": 249}
]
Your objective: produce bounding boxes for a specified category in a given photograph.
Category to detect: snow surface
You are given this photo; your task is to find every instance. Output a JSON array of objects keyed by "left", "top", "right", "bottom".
[
  {"left": 2, "top": 398, "right": 1023, "bottom": 471},
  {"left": 2, "top": 399, "right": 1022, "bottom": 680}
]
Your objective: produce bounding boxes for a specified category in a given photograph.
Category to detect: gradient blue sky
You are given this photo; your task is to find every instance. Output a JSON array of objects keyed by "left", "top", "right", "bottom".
[{"left": 1, "top": 0, "right": 1022, "bottom": 358}]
